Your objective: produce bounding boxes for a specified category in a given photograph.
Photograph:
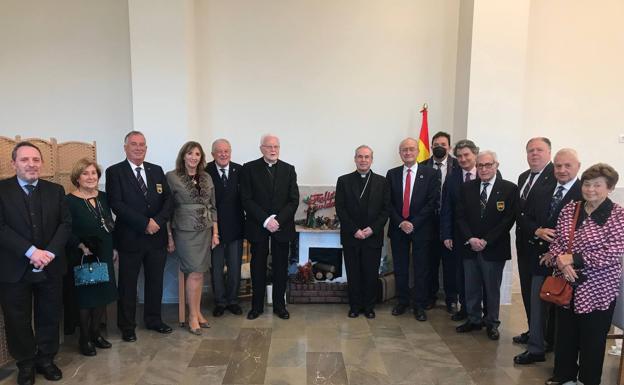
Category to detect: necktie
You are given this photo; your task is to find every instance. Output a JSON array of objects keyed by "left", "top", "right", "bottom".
[
  {"left": 135, "top": 167, "right": 148, "bottom": 196},
  {"left": 220, "top": 168, "right": 228, "bottom": 187},
  {"left": 434, "top": 162, "right": 442, "bottom": 170},
  {"left": 520, "top": 172, "right": 538, "bottom": 200},
  {"left": 548, "top": 185, "right": 565, "bottom": 219},
  {"left": 402, "top": 169, "right": 412, "bottom": 219},
  {"left": 480, "top": 182, "right": 490, "bottom": 218},
  {"left": 25, "top": 184, "right": 35, "bottom": 196},
  {"left": 464, "top": 172, "right": 471, "bottom": 183}
]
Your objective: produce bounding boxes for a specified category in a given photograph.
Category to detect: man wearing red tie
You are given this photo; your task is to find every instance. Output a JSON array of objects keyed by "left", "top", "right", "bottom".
[{"left": 386, "top": 138, "right": 440, "bottom": 321}]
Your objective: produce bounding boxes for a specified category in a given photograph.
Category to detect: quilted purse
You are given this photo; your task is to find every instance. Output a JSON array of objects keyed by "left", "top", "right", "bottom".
[{"left": 74, "top": 255, "right": 110, "bottom": 286}]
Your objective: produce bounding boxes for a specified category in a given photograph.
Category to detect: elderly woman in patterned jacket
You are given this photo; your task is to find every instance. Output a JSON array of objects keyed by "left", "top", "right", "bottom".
[
  {"left": 541, "top": 163, "right": 624, "bottom": 385},
  {"left": 166, "top": 141, "right": 219, "bottom": 336}
]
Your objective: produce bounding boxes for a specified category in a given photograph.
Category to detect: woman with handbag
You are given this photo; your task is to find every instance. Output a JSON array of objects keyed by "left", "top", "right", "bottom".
[
  {"left": 541, "top": 163, "right": 624, "bottom": 385},
  {"left": 66, "top": 159, "right": 118, "bottom": 356},
  {"left": 166, "top": 141, "right": 219, "bottom": 335}
]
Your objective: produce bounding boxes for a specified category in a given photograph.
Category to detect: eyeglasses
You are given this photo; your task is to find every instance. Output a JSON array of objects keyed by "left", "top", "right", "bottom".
[
  {"left": 476, "top": 162, "right": 496, "bottom": 169},
  {"left": 261, "top": 145, "right": 280, "bottom": 150}
]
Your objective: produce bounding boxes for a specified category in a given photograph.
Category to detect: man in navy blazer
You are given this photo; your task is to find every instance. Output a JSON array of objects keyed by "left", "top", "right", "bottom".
[
  {"left": 206, "top": 139, "right": 245, "bottom": 317},
  {"left": 105, "top": 131, "right": 173, "bottom": 342},
  {"left": 419, "top": 131, "right": 461, "bottom": 313},
  {"left": 386, "top": 137, "right": 440, "bottom": 321},
  {"left": 513, "top": 148, "right": 582, "bottom": 365},
  {"left": 0, "top": 142, "right": 71, "bottom": 384},
  {"left": 240, "top": 134, "right": 299, "bottom": 320}
]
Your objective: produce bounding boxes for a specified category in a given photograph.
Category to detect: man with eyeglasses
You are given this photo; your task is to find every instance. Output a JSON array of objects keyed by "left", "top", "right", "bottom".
[
  {"left": 240, "top": 134, "right": 299, "bottom": 320},
  {"left": 455, "top": 151, "right": 517, "bottom": 340}
]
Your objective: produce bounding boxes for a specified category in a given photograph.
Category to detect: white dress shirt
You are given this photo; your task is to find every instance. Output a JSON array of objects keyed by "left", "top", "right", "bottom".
[
  {"left": 127, "top": 159, "right": 148, "bottom": 188},
  {"left": 402, "top": 164, "right": 418, "bottom": 202}
]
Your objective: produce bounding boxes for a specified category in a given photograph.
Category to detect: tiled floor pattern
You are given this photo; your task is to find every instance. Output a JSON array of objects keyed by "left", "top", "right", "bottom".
[{"left": 0, "top": 294, "right": 619, "bottom": 384}]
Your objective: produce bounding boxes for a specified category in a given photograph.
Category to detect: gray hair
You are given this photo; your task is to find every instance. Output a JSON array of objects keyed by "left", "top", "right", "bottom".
[
  {"left": 211, "top": 138, "right": 231, "bottom": 153},
  {"left": 477, "top": 150, "right": 498, "bottom": 163},
  {"left": 124, "top": 130, "right": 145, "bottom": 144},
  {"left": 398, "top": 137, "right": 418, "bottom": 151},
  {"left": 354, "top": 145, "right": 374, "bottom": 157},
  {"left": 260, "top": 134, "right": 280, "bottom": 146},
  {"left": 453, "top": 139, "right": 479, "bottom": 156},
  {"left": 554, "top": 148, "right": 579, "bottom": 162}
]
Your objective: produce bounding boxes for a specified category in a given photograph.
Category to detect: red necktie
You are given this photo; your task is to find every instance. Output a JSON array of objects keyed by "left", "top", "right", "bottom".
[{"left": 402, "top": 169, "right": 411, "bottom": 219}]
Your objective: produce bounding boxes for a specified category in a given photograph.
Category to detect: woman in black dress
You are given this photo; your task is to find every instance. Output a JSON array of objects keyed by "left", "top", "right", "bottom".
[{"left": 66, "top": 159, "right": 118, "bottom": 356}]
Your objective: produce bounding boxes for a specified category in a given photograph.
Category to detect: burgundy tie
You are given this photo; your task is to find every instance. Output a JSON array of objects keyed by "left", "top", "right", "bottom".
[{"left": 464, "top": 172, "right": 471, "bottom": 183}]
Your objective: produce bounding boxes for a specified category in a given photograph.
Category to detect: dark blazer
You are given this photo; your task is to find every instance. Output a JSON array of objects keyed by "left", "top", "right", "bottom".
[
  {"left": 420, "top": 156, "right": 460, "bottom": 211},
  {"left": 335, "top": 171, "right": 390, "bottom": 248},
  {"left": 206, "top": 161, "right": 245, "bottom": 243},
  {"left": 105, "top": 160, "right": 173, "bottom": 252},
  {"left": 386, "top": 164, "right": 440, "bottom": 241},
  {"left": 240, "top": 158, "right": 299, "bottom": 243},
  {"left": 515, "top": 162, "right": 556, "bottom": 253},
  {"left": 0, "top": 177, "right": 71, "bottom": 282},
  {"left": 440, "top": 168, "right": 466, "bottom": 242},
  {"left": 521, "top": 179, "right": 582, "bottom": 274},
  {"left": 456, "top": 176, "right": 518, "bottom": 261}
]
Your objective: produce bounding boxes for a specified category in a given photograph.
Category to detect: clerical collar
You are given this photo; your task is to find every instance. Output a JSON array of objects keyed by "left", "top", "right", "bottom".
[
  {"left": 359, "top": 171, "right": 370, "bottom": 178},
  {"left": 265, "top": 160, "right": 277, "bottom": 167}
]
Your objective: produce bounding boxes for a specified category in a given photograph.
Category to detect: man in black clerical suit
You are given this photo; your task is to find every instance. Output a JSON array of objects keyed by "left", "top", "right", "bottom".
[
  {"left": 206, "top": 138, "right": 245, "bottom": 317},
  {"left": 513, "top": 148, "right": 582, "bottom": 365},
  {"left": 0, "top": 142, "right": 71, "bottom": 385},
  {"left": 336, "top": 145, "right": 390, "bottom": 319},
  {"left": 105, "top": 131, "right": 173, "bottom": 342},
  {"left": 455, "top": 150, "right": 517, "bottom": 340},
  {"left": 387, "top": 137, "right": 439, "bottom": 321},
  {"left": 514, "top": 137, "right": 556, "bottom": 345},
  {"left": 240, "top": 134, "right": 299, "bottom": 320},
  {"left": 418, "top": 131, "right": 461, "bottom": 313}
]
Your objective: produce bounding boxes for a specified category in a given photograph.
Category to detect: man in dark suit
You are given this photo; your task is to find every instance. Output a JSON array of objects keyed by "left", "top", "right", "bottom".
[
  {"left": 206, "top": 138, "right": 245, "bottom": 317},
  {"left": 513, "top": 148, "right": 582, "bottom": 364},
  {"left": 440, "top": 139, "right": 479, "bottom": 321},
  {"left": 455, "top": 150, "right": 517, "bottom": 340},
  {"left": 387, "top": 138, "right": 439, "bottom": 321},
  {"left": 419, "top": 131, "right": 461, "bottom": 313},
  {"left": 240, "top": 134, "right": 299, "bottom": 320},
  {"left": 514, "top": 137, "right": 556, "bottom": 344},
  {"left": 105, "top": 131, "right": 173, "bottom": 342},
  {"left": 0, "top": 142, "right": 71, "bottom": 385},
  {"left": 336, "top": 145, "right": 390, "bottom": 319}
]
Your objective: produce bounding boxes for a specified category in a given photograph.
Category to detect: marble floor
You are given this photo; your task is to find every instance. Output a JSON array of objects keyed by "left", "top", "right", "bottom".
[{"left": 0, "top": 294, "right": 620, "bottom": 385}]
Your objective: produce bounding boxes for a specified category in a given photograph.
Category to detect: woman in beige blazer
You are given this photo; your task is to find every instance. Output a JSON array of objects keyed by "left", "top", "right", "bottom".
[{"left": 166, "top": 141, "right": 219, "bottom": 335}]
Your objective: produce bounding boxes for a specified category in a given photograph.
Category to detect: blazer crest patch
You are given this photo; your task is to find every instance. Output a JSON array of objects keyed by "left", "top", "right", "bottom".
[
  {"left": 496, "top": 201, "right": 505, "bottom": 211},
  {"left": 156, "top": 184, "right": 163, "bottom": 194}
]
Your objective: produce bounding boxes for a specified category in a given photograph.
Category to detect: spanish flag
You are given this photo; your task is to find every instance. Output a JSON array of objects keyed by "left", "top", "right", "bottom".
[{"left": 416, "top": 104, "right": 430, "bottom": 162}]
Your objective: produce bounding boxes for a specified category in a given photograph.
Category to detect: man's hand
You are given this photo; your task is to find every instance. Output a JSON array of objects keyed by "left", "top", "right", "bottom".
[
  {"left": 354, "top": 229, "right": 366, "bottom": 240},
  {"left": 399, "top": 221, "right": 414, "bottom": 234},
  {"left": 30, "top": 249, "right": 52, "bottom": 269},
  {"left": 113, "top": 249, "right": 119, "bottom": 264},
  {"left": 145, "top": 218, "right": 160, "bottom": 235},
  {"left": 362, "top": 227, "right": 373, "bottom": 238},
  {"left": 443, "top": 239, "right": 453, "bottom": 250},
  {"left": 535, "top": 227, "right": 556, "bottom": 242},
  {"left": 468, "top": 237, "right": 486, "bottom": 252},
  {"left": 266, "top": 218, "right": 280, "bottom": 233}
]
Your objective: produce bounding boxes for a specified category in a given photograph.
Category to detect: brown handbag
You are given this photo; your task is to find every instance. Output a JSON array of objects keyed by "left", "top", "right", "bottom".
[{"left": 540, "top": 202, "right": 581, "bottom": 306}]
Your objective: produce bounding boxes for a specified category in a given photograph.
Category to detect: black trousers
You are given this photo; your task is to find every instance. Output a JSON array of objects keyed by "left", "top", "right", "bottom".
[
  {"left": 427, "top": 239, "right": 458, "bottom": 304},
  {"left": 517, "top": 248, "right": 533, "bottom": 326},
  {"left": 0, "top": 276, "right": 62, "bottom": 367},
  {"left": 250, "top": 236, "right": 289, "bottom": 312},
  {"left": 117, "top": 247, "right": 167, "bottom": 330},
  {"left": 343, "top": 244, "right": 382, "bottom": 312},
  {"left": 391, "top": 236, "right": 429, "bottom": 309},
  {"left": 211, "top": 239, "right": 243, "bottom": 306},
  {"left": 553, "top": 301, "right": 615, "bottom": 385}
]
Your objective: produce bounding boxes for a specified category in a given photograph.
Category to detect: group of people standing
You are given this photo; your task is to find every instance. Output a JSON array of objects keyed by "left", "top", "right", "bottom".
[{"left": 0, "top": 131, "right": 621, "bottom": 385}]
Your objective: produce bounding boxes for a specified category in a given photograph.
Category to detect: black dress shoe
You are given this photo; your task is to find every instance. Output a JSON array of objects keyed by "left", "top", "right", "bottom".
[
  {"left": 512, "top": 331, "right": 530, "bottom": 344},
  {"left": 391, "top": 304, "right": 408, "bottom": 316},
  {"left": 414, "top": 308, "right": 427, "bottom": 322},
  {"left": 486, "top": 326, "right": 500, "bottom": 340},
  {"left": 364, "top": 310, "right": 376, "bottom": 319},
  {"left": 17, "top": 366, "right": 35, "bottom": 385},
  {"left": 513, "top": 350, "right": 545, "bottom": 365},
  {"left": 121, "top": 329, "right": 137, "bottom": 342},
  {"left": 147, "top": 322, "right": 173, "bottom": 334},
  {"left": 93, "top": 336, "right": 112, "bottom": 349},
  {"left": 446, "top": 302, "right": 458, "bottom": 314},
  {"left": 213, "top": 305, "right": 226, "bottom": 317},
  {"left": 227, "top": 304, "right": 243, "bottom": 315},
  {"left": 247, "top": 309, "right": 262, "bottom": 320},
  {"left": 451, "top": 310, "right": 467, "bottom": 321},
  {"left": 79, "top": 340, "right": 97, "bottom": 356},
  {"left": 348, "top": 309, "right": 359, "bottom": 318},
  {"left": 545, "top": 376, "right": 577, "bottom": 385},
  {"left": 456, "top": 321, "right": 482, "bottom": 333},
  {"left": 35, "top": 363, "right": 62, "bottom": 381},
  {"left": 273, "top": 308, "right": 290, "bottom": 320}
]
